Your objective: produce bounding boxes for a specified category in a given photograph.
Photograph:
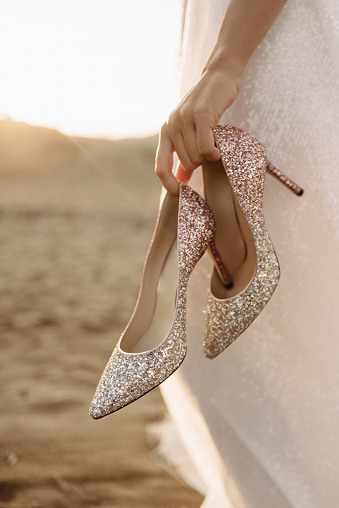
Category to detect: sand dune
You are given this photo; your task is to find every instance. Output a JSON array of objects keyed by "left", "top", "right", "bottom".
[{"left": 0, "top": 119, "right": 202, "bottom": 507}]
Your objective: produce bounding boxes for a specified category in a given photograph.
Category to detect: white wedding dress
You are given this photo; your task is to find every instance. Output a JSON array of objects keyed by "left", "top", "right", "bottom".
[{"left": 159, "top": 1, "right": 339, "bottom": 507}]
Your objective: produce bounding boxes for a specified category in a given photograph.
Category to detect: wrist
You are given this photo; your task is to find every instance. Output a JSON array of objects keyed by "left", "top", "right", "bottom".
[
  {"left": 201, "top": 55, "right": 243, "bottom": 95},
  {"left": 203, "top": 50, "right": 247, "bottom": 81}
]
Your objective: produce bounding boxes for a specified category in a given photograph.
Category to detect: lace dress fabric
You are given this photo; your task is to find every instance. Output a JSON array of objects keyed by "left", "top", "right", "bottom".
[{"left": 160, "top": 1, "right": 339, "bottom": 507}]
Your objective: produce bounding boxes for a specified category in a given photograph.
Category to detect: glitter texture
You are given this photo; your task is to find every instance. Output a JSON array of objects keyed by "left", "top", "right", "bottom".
[
  {"left": 90, "top": 183, "right": 216, "bottom": 418},
  {"left": 204, "top": 126, "right": 281, "bottom": 359},
  {"left": 266, "top": 161, "right": 304, "bottom": 196}
]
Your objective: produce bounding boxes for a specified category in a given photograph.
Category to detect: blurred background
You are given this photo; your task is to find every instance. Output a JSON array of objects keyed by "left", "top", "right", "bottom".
[
  {"left": 0, "top": 1, "right": 203, "bottom": 506},
  {"left": 1, "top": 0, "right": 180, "bottom": 138}
]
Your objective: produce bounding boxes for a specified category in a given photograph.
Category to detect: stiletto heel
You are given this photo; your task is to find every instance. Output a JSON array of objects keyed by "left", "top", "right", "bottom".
[
  {"left": 203, "top": 125, "right": 303, "bottom": 359},
  {"left": 266, "top": 161, "right": 304, "bottom": 196},
  {"left": 90, "top": 183, "right": 216, "bottom": 418}
]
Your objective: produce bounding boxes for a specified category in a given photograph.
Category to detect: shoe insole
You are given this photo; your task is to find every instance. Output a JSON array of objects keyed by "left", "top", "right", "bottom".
[
  {"left": 120, "top": 192, "right": 180, "bottom": 354},
  {"left": 203, "top": 160, "right": 257, "bottom": 300},
  {"left": 130, "top": 241, "right": 178, "bottom": 353}
]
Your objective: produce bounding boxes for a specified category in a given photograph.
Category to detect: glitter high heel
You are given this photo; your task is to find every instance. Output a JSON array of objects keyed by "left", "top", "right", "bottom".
[
  {"left": 90, "top": 183, "right": 216, "bottom": 418},
  {"left": 203, "top": 125, "right": 303, "bottom": 359}
]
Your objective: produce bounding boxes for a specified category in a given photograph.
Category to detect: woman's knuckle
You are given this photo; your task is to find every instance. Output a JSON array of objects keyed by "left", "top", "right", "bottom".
[
  {"left": 193, "top": 106, "right": 212, "bottom": 119},
  {"left": 160, "top": 122, "right": 168, "bottom": 135},
  {"left": 179, "top": 107, "right": 191, "bottom": 123},
  {"left": 154, "top": 162, "right": 164, "bottom": 176},
  {"left": 191, "top": 154, "right": 203, "bottom": 165},
  {"left": 198, "top": 146, "right": 211, "bottom": 157},
  {"left": 168, "top": 115, "right": 181, "bottom": 134}
]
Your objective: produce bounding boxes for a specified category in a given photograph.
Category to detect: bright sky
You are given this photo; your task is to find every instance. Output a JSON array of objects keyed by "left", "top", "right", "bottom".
[{"left": 0, "top": 0, "right": 181, "bottom": 138}]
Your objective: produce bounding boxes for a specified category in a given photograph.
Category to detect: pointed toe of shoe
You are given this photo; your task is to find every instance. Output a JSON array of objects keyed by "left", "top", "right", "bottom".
[
  {"left": 89, "top": 390, "right": 121, "bottom": 419},
  {"left": 89, "top": 340, "right": 187, "bottom": 418},
  {"left": 89, "top": 401, "right": 110, "bottom": 420},
  {"left": 203, "top": 338, "right": 221, "bottom": 359},
  {"left": 203, "top": 329, "right": 233, "bottom": 359},
  {"left": 89, "top": 348, "right": 137, "bottom": 418},
  {"left": 89, "top": 374, "right": 120, "bottom": 419}
]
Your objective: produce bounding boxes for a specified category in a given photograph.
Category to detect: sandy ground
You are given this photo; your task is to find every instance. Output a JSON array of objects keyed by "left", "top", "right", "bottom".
[{"left": 0, "top": 119, "right": 203, "bottom": 508}]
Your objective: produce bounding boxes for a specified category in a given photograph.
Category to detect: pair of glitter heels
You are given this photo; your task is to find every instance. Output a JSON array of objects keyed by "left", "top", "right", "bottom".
[{"left": 89, "top": 125, "right": 303, "bottom": 419}]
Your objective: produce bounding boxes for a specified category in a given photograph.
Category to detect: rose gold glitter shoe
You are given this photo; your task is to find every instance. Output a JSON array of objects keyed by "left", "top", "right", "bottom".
[
  {"left": 203, "top": 125, "right": 303, "bottom": 359},
  {"left": 89, "top": 183, "right": 216, "bottom": 418}
]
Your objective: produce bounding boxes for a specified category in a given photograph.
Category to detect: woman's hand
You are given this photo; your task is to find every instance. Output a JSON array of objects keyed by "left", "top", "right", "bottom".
[
  {"left": 155, "top": 67, "right": 242, "bottom": 195},
  {"left": 155, "top": 0, "right": 288, "bottom": 194}
]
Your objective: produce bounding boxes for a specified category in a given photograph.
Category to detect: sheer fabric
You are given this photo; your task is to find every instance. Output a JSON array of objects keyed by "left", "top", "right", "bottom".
[{"left": 160, "top": 1, "right": 339, "bottom": 507}]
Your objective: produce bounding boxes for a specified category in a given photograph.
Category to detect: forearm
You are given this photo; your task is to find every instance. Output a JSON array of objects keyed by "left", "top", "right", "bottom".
[{"left": 205, "top": 0, "right": 288, "bottom": 76}]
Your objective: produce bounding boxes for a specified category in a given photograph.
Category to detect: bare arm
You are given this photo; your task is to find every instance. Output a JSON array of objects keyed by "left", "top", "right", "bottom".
[{"left": 155, "top": 0, "right": 288, "bottom": 194}]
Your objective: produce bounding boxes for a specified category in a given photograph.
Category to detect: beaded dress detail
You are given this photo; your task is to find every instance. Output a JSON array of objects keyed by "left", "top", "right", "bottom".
[
  {"left": 90, "top": 183, "right": 216, "bottom": 418},
  {"left": 160, "top": 2, "right": 339, "bottom": 506}
]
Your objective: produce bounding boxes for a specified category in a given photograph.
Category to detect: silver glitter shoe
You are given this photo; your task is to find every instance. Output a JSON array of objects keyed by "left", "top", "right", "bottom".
[
  {"left": 203, "top": 125, "right": 303, "bottom": 359},
  {"left": 90, "top": 183, "right": 216, "bottom": 418}
]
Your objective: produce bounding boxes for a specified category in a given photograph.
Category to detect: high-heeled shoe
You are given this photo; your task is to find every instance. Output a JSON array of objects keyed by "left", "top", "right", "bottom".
[
  {"left": 203, "top": 125, "right": 303, "bottom": 359},
  {"left": 89, "top": 183, "right": 216, "bottom": 418}
]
